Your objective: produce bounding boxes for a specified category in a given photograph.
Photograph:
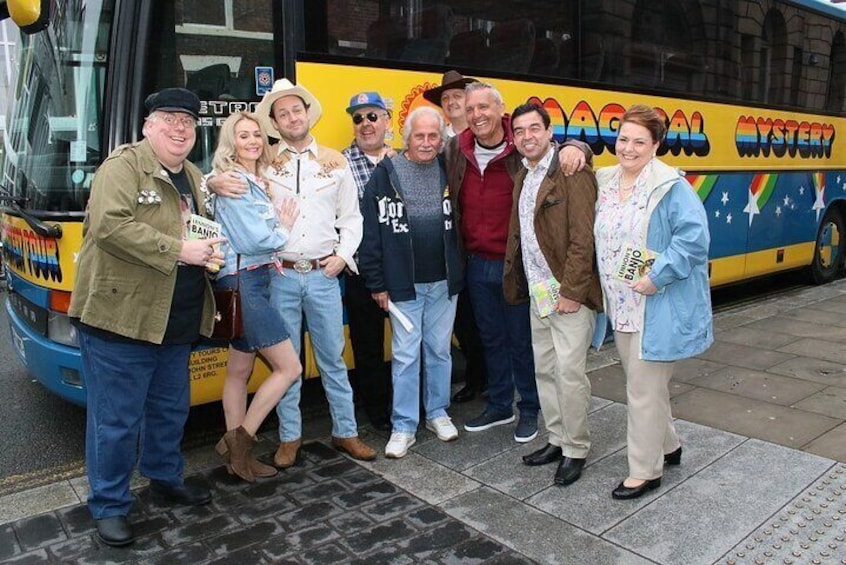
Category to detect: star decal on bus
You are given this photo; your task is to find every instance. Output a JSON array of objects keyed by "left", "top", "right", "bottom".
[
  {"left": 743, "top": 192, "right": 760, "bottom": 227},
  {"left": 744, "top": 173, "right": 777, "bottom": 227}
]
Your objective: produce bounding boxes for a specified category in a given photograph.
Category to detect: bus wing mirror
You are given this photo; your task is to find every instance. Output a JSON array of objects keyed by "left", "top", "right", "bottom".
[{"left": 6, "top": 0, "right": 50, "bottom": 34}]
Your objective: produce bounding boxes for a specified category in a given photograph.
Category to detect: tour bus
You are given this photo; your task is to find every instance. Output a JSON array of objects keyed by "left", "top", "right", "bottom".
[{"left": 3, "top": 0, "right": 846, "bottom": 406}]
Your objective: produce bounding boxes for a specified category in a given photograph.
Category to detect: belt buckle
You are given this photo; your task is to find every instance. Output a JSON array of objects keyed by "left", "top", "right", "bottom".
[{"left": 293, "top": 259, "right": 313, "bottom": 274}]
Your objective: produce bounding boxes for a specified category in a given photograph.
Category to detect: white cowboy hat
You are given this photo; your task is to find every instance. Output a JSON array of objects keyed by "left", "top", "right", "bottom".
[{"left": 254, "top": 78, "right": 323, "bottom": 139}]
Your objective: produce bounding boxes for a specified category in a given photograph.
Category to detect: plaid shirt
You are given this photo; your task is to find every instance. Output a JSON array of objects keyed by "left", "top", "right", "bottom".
[{"left": 342, "top": 141, "right": 386, "bottom": 200}]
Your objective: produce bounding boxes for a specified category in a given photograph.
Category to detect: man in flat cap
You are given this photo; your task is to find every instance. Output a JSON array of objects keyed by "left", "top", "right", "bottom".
[
  {"left": 69, "top": 88, "right": 225, "bottom": 547},
  {"left": 342, "top": 91, "right": 394, "bottom": 431}
]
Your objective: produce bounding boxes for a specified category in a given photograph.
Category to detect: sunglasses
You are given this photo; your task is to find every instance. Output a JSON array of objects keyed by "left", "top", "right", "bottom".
[{"left": 352, "top": 112, "right": 383, "bottom": 125}]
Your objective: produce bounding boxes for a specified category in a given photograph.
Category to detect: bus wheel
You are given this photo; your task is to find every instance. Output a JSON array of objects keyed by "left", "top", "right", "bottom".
[{"left": 811, "top": 207, "right": 846, "bottom": 284}]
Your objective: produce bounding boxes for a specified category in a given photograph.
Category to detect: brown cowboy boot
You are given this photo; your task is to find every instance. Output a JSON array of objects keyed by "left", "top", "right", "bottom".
[
  {"left": 222, "top": 426, "right": 256, "bottom": 483},
  {"left": 216, "top": 438, "right": 277, "bottom": 478},
  {"left": 331, "top": 436, "right": 377, "bottom": 461},
  {"left": 273, "top": 439, "right": 302, "bottom": 468}
]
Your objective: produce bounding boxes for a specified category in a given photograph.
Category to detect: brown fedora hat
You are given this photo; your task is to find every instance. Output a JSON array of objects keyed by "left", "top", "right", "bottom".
[{"left": 422, "top": 70, "right": 478, "bottom": 106}]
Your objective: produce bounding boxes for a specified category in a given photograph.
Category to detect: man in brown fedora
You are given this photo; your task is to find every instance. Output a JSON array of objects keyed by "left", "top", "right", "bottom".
[{"left": 423, "top": 70, "right": 476, "bottom": 138}]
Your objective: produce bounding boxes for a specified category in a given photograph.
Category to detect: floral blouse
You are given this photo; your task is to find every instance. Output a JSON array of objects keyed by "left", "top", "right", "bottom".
[{"left": 594, "top": 161, "right": 653, "bottom": 332}]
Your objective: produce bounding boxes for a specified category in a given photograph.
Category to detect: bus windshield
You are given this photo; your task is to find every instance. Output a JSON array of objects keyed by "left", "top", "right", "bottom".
[{"left": 1, "top": 1, "right": 113, "bottom": 213}]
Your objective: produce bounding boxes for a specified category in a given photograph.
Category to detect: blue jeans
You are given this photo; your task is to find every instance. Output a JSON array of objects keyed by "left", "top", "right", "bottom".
[
  {"left": 79, "top": 330, "right": 191, "bottom": 519},
  {"left": 390, "top": 281, "right": 457, "bottom": 433},
  {"left": 271, "top": 269, "right": 358, "bottom": 441},
  {"left": 465, "top": 255, "right": 539, "bottom": 418}
]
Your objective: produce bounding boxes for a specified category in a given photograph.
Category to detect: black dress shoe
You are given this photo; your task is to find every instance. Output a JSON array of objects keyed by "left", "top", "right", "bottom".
[
  {"left": 148, "top": 480, "right": 212, "bottom": 506},
  {"left": 95, "top": 516, "right": 134, "bottom": 547},
  {"left": 522, "top": 443, "right": 563, "bottom": 466},
  {"left": 612, "top": 477, "right": 662, "bottom": 500},
  {"left": 664, "top": 446, "right": 682, "bottom": 466},
  {"left": 452, "top": 384, "right": 477, "bottom": 403},
  {"left": 554, "top": 457, "right": 586, "bottom": 486}
]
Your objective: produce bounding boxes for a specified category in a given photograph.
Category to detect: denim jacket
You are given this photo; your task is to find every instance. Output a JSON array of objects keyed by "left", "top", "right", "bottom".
[
  {"left": 596, "top": 159, "right": 713, "bottom": 361},
  {"left": 214, "top": 172, "right": 289, "bottom": 278}
]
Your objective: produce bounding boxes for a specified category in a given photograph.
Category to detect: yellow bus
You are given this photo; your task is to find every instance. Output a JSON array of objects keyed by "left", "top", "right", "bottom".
[{"left": 3, "top": 0, "right": 845, "bottom": 405}]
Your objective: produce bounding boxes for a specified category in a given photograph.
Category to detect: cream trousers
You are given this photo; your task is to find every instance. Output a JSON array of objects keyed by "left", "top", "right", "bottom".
[
  {"left": 614, "top": 331, "right": 681, "bottom": 480},
  {"left": 530, "top": 305, "right": 595, "bottom": 458}
]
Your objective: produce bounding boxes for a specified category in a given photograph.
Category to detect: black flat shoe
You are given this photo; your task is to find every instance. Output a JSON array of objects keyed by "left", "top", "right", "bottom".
[
  {"left": 664, "top": 446, "right": 682, "bottom": 466},
  {"left": 95, "top": 516, "right": 134, "bottom": 547},
  {"left": 452, "top": 384, "right": 477, "bottom": 403},
  {"left": 554, "top": 457, "right": 586, "bottom": 486},
  {"left": 148, "top": 480, "right": 212, "bottom": 506},
  {"left": 612, "top": 477, "right": 662, "bottom": 500},
  {"left": 522, "top": 443, "right": 563, "bottom": 466}
]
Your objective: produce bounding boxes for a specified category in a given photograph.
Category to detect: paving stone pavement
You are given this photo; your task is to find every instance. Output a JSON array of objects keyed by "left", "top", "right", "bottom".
[
  {"left": 0, "top": 442, "right": 528, "bottom": 565},
  {"left": 3, "top": 281, "right": 846, "bottom": 564}
]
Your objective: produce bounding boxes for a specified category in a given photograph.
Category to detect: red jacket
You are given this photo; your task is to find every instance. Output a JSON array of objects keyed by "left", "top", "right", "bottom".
[{"left": 445, "top": 116, "right": 523, "bottom": 260}]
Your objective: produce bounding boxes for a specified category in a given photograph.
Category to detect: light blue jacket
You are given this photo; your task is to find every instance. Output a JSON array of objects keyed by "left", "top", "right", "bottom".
[
  {"left": 214, "top": 172, "right": 289, "bottom": 278},
  {"left": 596, "top": 159, "right": 713, "bottom": 361}
]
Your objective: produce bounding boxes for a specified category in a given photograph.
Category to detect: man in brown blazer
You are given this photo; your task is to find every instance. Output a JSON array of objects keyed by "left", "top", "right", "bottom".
[{"left": 503, "top": 103, "right": 602, "bottom": 487}]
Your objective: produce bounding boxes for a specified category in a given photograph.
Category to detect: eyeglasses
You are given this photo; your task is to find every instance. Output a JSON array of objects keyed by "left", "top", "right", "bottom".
[
  {"left": 156, "top": 113, "right": 196, "bottom": 128},
  {"left": 352, "top": 112, "right": 383, "bottom": 125}
]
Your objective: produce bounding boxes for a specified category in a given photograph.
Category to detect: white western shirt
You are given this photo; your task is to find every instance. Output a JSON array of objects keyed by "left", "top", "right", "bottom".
[{"left": 266, "top": 137, "right": 363, "bottom": 273}]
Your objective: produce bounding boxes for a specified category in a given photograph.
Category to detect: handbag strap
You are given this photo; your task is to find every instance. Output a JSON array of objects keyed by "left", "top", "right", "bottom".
[{"left": 234, "top": 254, "right": 241, "bottom": 291}]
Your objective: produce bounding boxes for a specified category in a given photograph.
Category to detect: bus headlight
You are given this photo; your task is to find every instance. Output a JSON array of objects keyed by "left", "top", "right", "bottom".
[{"left": 48, "top": 312, "right": 79, "bottom": 347}]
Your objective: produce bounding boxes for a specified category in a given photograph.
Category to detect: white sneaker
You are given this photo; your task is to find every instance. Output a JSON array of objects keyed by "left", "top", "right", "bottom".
[
  {"left": 426, "top": 416, "right": 459, "bottom": 442},
  {"left": 385, "top": 432, "right": 416, "bottom": 458}
]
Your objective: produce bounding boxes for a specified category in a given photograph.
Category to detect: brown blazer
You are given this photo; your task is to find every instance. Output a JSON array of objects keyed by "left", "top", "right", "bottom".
[{"left": 503, "top": 149, "right": 603, "bottom": 312}]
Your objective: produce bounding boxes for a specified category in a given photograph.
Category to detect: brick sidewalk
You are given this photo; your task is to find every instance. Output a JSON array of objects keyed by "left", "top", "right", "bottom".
[{"left": 0, "top": 442, "right": 527, "bottom": 564}]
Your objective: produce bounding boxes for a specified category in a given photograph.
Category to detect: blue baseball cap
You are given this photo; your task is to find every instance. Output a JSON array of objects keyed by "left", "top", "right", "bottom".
[{"left": 346, "top": 91, "right": 387, "bottom": 115}]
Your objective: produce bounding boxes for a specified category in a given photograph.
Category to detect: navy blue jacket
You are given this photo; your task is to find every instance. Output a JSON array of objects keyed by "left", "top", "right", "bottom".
[{"left": 359, "top": 155, "right": 464, "bottom": 302}]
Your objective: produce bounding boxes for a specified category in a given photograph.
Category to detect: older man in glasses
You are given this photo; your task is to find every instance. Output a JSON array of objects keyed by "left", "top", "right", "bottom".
[{"left": 341, "top": 91, "right": 394, "bottom": 432}]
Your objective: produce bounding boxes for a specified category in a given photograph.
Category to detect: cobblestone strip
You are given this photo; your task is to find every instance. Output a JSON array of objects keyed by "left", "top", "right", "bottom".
[{"left": 0, "top": 442, "right": 534, "bottom": 564}]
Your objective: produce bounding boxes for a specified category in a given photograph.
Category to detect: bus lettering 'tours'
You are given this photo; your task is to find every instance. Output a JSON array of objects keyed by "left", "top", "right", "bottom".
[
  {"left": 735, "top": 116, "right": 836, "bottom": 158},
  {"left": 1, "top": 225, "right": 63, "bottom": 283}
]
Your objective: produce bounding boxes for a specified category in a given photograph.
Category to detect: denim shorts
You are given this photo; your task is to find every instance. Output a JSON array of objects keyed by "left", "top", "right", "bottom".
[{"left": 215, "top": 265, "right": 290, "bottom": 352}]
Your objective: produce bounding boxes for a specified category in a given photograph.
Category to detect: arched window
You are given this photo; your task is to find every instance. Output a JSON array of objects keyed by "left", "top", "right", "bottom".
[
  {"left": 759, "top": 9, "right": 788, "bottom": 104},
  {"left": 826, "top": 31, "right": 846, "bottom": 114},
  {"left": 630, "top": 0, "right": 705, "bottom": 93}
]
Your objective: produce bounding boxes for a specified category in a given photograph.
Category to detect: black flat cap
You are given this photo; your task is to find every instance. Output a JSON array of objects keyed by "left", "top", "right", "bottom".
[{"left": 145, "top": 88, "right": 200, "bottom": 119}]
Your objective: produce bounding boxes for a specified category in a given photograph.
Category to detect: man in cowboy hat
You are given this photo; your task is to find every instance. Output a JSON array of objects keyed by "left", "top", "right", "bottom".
[
  {"left": 423, "top": 71, "right": 488, "bottom": 404},
  {"left": 423, "top": 70, "right": 476, "bottom": 138},
  {"left": 341, "top": 91, "right": 394, "bottom": 431},
  {"left": 208, "top": 78, "right": 376, "bottom": 465}
]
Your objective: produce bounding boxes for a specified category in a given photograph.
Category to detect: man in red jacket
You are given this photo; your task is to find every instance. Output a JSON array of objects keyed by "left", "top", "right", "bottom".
[{"left": 444, "top": 82, "right": 588, "bottom": 443}]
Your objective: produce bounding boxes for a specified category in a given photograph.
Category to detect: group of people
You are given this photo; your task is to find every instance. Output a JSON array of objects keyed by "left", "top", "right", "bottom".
[{"left": 68, "top": 68, "right": 713, "bottom": 548}]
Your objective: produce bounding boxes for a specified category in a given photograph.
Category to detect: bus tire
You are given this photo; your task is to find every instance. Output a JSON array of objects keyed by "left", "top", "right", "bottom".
[{"left": 811, "top": 207, "right": 846, "bottom": 285}]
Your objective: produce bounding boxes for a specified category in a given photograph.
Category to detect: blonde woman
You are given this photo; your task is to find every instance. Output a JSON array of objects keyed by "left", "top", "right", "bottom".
[{"left": 211, "top": 112, "right": 301, "bottom": 482}]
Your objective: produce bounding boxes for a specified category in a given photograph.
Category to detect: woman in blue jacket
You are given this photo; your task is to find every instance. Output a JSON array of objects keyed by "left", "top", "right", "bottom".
[
  {"left": 595, "top": 105, "right": 713, "bottom": 499},
  {"left": 211, "top": 112, "right": 302, "bottom": 482},
  {"left": 359, "top": 107, "right": 465, "bottom": 458}
]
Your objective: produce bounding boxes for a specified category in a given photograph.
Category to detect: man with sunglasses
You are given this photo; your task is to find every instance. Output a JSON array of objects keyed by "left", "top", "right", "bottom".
[{"left": 341, "top": 92, "right": 395, "bottom": 432}]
